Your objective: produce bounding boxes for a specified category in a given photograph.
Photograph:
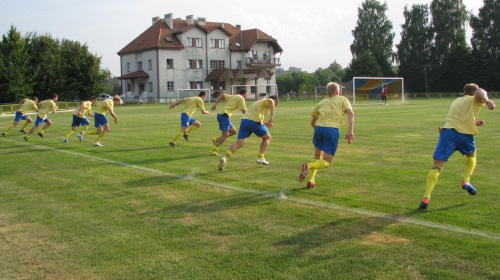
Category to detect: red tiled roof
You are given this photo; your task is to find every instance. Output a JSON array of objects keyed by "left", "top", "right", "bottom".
[{"left": 117, "top": 70, "right": 149, "bottom": 79}]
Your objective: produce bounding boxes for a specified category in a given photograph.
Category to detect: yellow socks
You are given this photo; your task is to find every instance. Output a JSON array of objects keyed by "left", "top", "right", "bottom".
[
  {"left": 80, "top": 125, "right": 90, "bottom": 133},
  {"left": 187, "top": 125, "right": 198, "bottom": 134},
  {"left": 309, "top": 159, "right": 329, "bottom": 170},
  {"left": 258, "top": 153, "right": 265, "bottom": 160},
  {"left": 65, "top": 130, "right": 74, "bottom": 139},
  {"left": 424, "top": 166, "right": 441, "bottom": 199},
  {"left": 171, "top": 131, "right": 183, "bottom": 143},
  {"left": 86, "top": 130, "right": 98, "bottom": 135},
  {"left": 4, "top": 125, "right": 14, "bottom": 134},
  {"left": 309, "top": 158, "right": 320, "bottom": 182},
  {"left": 21, "top": 122, "right": 29, "bottom": 131},
  {"left": 224, "top": 150, "right": 234, "bottom": 161},
  {"left": 40, "top": 129, "right": 45, "bottom": 134},
  {"left": 463, "top": 155, "right": 476, "bottom": 182},
  {"left": 95, "top": 131, "right": 106, "bottom": 143}
]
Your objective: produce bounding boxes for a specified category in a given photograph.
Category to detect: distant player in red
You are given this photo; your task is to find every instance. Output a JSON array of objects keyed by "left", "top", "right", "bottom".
[{"left": 381, "top": 85, "right": 387, "bottom": 105}]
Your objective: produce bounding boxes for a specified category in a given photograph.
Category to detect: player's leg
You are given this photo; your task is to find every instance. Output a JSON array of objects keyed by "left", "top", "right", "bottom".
[
  {"left": 20, "top": 116, "right": 32, "bottom": 132},
  {"left": 461, "top": 152, "right": 478, "bottom": 195},
  {"left": 38, "top": 119, "right": 52, "bottom": 136}
]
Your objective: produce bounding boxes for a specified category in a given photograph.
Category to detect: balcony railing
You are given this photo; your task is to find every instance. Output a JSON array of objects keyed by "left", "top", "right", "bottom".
[{"left": 246, "top": 57, "right": 281, "bottom": 67}]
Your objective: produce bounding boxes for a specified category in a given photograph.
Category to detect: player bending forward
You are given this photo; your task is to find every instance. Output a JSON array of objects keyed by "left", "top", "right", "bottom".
[{"left": 299, "top": 82, "right": 354, "bottom": 188}]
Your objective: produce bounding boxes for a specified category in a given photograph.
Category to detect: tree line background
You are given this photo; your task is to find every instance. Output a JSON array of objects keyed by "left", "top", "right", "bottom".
[
  {"left": 0, "top": 0, "right": 498, "bottom": 103},
  {"left": 277, "top": 0, "right": 500, "bottom": 95}
]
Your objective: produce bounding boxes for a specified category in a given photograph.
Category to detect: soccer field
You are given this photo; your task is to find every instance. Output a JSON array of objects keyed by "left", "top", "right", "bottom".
[{"left": 1, "top": 99, "right": 499, "bottom": 279}]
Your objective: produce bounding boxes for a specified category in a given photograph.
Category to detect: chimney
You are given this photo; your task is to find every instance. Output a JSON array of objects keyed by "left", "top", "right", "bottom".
[
  {"left": 220, "top": 23, "right": 225, "bottom": 29},
  {"left": 236, "top": 24, "right": 241, "bottom": 30},
  {"left": 152, "top": 16, "right": 160, "bottom": 25},
  {"left": 186, "top": 15, "right": 194, "bottom": 25},
  {"left": 197, "top": 17, "right": 206, "bottom": 26},
  {"left": 164, "top": 13, "right": 173, "bottom": 29}
]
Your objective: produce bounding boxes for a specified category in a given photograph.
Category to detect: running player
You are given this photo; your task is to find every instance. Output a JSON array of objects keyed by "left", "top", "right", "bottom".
[
  {"left": 168, "top": 91, "right": 209, "bottom": 147},
  {"left": 84, "top": 95, "right": 122, "bottom": 147},
  {"left": 23, "top": 94, "right": 58, "bottom": 141},
  {"left": 2, "top": 96, "right": 39, "bottom": 137},
  {"left": 62, "top": 96, "right": 98, "bottom": 143}
]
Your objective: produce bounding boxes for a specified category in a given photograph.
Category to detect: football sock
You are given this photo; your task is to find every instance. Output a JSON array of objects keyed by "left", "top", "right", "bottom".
[
  {"left": 4, "top": 125, "right": 14, "bottom": 133},
  {"left": 463, "top": 155, "right": 476, "bottom": 182},
  {"left": 187, "top": 125, "right": 198, "bottom": 134},
  {"left": 86, "top": 130, "right": 97, "bottom": 135},
  {"left": 172, "top": 131, "right": 183, "bottom": 143},
  {"left": 258, "top": 153, "right": 265, "bottom": 160},
  {"left": 424, "top": 166, "right": 441, "bottom": 199},
  {"left": 224, "top": 150, "right": 234, "bottom": 161},
  {"left": 309, "top": 159, "right": 329, "bottom": 170},
  {"left": 95, "top": 131, "right": 106, "bottom": 143},
  {"left": 40, "top": 129, "right": 45, "bottom": 134},
  {"left": 212, "top": 142, "right": 221, "bottom": 153},
  {"left": 21, "top": 122, "right": 29, "bottom": 131},
  {"left": 81, "top": 125, "right": 90, "bottom": 132},
  {"left": 309, "top": 158, "right": 319, "bottom": 181},
  {"left": 65, "top": 130, "right": 74, "bottom": 139}
]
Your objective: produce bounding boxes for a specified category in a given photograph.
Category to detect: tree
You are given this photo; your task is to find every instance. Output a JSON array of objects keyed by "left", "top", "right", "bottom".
[
  {"left": 343, "top": 53, "right": 383, "bottom": 81},
  {"left": 350, "top": 0, "right": 395, "bottom": 76},
  {"left": 470, "top": 0, "right": 500, "bottom": 90},
  {"left": 397, "top": 4, "right": 433, "bottom": 92},
  {"left": 314, "top": 68, "right": 334, "bottom": 86},
  {"left": 0, "top": 26, "right": 32, "bottom": 102},
  {"left": 327, "top": 61, "right": 346, "bottom": 82}
]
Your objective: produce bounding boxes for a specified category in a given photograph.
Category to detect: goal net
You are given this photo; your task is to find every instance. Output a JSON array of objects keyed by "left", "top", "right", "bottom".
[
  {"left": 340, "top": 77, "right": 404, "bottom": 105},
  {"left": 176, "top": 89, "right": 213, "bottom": 104},
  {"left": 230, "top": 84, "right": 278, "bottom": 100}
]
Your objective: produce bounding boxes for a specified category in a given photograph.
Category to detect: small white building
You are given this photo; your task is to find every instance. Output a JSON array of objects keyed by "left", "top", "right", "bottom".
[{"left": 117, "top": 13, "right": 283, "bottom": 101}]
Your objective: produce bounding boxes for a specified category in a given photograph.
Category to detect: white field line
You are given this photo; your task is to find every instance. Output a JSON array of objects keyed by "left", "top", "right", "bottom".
[
  {"left": 0, "top": 110, "right": 75, "bottom": 117},
  {"left": 5, "top": 139, "right": 500, "bottom": 241}
]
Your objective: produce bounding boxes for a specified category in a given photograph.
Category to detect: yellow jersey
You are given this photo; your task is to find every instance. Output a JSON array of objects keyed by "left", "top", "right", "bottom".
[
  {"left": 18, "top": 99, "right": 38, "bottom": 115},
  {"left": 242, "top": 98, "right": 273, "bottom": 123},
  {"left": 218, "top": 94, "right": 247, "bottom": 117},
  {"left": 37, "top": 100, "right": 57, "bottom": 119},
  {"left": 311, "top": 96, "right": 352, "bottom": 128},
  {"left": 182, "top": 97, "right": 206, "bottom": 117},
  {"left": 443, "top": 95, "right": 485, "bottom": 135},
  {"left": 75, "top": 101, "right": 93, "bottom": 118},
  {"left": 96, "top": 99, "right": 114, "bottom": 115}
]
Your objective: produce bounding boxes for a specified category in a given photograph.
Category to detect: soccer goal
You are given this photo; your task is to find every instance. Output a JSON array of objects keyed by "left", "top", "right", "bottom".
[
  {"left": 176, "top": 89, "right": 213, "bottom": 104},
  {"left": 314, "top": 85, "right": 346, "bottom": 100},
  {"left": 341, "top": 77, "right": 404, "bottom": 105},
  {"left": 230, "top": 84, "right": 278, "bottom": 100}
]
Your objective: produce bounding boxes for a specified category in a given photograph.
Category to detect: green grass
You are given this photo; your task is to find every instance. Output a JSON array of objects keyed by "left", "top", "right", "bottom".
[{"left": 0, "top": 99, "right": 499, "bottom": 279}]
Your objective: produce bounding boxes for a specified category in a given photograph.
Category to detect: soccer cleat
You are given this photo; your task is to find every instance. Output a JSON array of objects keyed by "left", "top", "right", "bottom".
[
  {"left": 2, "top": 133, "right": 6, "bottom": 137},
  {"left": 77, "top": 131, "right": 85, "bottom": 142},
  {"left": 461, "top": 181, "right": 477, "bottom": 195},
  {"left": 20, "top": 130, "right": 27, "bottom": 134},
  {"left": 183, "top": 134, "right": 189, "bottom": 142},
  {"left": 24, "top": 135, "right": 29, "bottom": 141},
  {"left": 62, "top": 138, "right": 69, "bottom": 143},
  {"left": 210, "top": 151, "right": 219, "bottom": 156},
  {"left": 307, "top": 181, "right": 315, "bottom": 188},
  {"left": 169, "top": 142, "right": 176, "bottom": 147},
  {"left": 219, "top": 157, "right": 227, "bottom": 171},
  {"left": 299, "top": 163, "right": 308, "bottom": 182},
  {"left": 256, "top": 157, "right": 269, "bottom": 165},
  {"left": 93, "top": 142, "right": 103, "bottom": 147},
  {"left": 37, "top": 133, "right": 44, "bottom": 138},
  {"left": 419, "top": 197, "right": 430, "bottom": 209}
]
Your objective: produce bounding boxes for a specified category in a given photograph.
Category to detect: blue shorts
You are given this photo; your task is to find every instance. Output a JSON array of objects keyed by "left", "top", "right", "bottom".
[
  {"left": 71, "top": 115, "right": 90, "bottom": 127},
  {"left": 34, "top": 116, "right": 50, "bottom": 126},
  {"left": 181, "top": 113, "right": 196, "bottom": 127},
  {"left": 217, "top": 114, "right": 234, "bottom": 132},
  {"left": 313, "top": 126, "right": 340, "bottom": 156},
  {"left": 237, "top": 119, "right": 268, "bottom": 139},
  {"left": 14, "top": 111, "right": 29, "bottom": 122},
  {"left": 94, "top": 113, "right": 108, "bottom": 127},
  {"left": 433, "top": 128, "right": 475, "bottom": 161}
]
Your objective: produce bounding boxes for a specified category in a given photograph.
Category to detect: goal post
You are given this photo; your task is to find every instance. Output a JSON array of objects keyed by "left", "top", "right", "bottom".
[
  {"left": 344, "top": 77, "right": 404, "bottom": 105},
  {"left": 176, "top": 89, "right": 213, "bottom": 104},
  {"left": 230, "top": 84, "right": 278, "bottom": 100}
]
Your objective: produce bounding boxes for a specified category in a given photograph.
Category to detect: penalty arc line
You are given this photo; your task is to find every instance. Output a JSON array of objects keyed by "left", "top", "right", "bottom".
[{"left": 7, "top": 139, "right": 500, "bottom": 241}]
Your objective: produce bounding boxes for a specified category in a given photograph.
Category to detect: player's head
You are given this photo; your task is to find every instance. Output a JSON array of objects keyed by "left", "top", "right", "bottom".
[
  {"left": 238, "top": 89, "right": 248, "bottom": 98},
  {"left": 463, "top": 83, "right": 479, "bottom": 96},
  {"left": 326, "top": 82, "right": 340, "bottom": 97},
  {"left": 89, "top": 96, "right": 98, "bottom": 104},
  {"left": 51, "top": 93, "right": 58, "bottom": 101},
  {"left": 113, "top": 95, "right": 122, "bottom": 105},
  {"left": 269, "top": 95, "right": 279, "bottom": 106},
  {"left": 199, "top": 91, "right": 207, "bottom": 98},
  {"left": 32, "top": 96, "right": 38, "bottom": 102}
]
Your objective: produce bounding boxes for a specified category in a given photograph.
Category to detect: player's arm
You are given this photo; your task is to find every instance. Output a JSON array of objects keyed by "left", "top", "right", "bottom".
[
  {"left": 169, "top": 99, "right": 185, "bottom": 109},
  {"left": 311, "top": 117, "right": 318, "bottom": 128},
  {"left": 211, "top": 93, "right": 225, "bottom": 111},
  {"left": 17, "top": 99, "right": 25, "bottom": 109},
  {"left": 109, "top": 109, "right": 118, "bottom": 123},
  {"left": 264, "top": 99, "right": 275, "bottom": 128},
  {"left": 475, "top": 88, "right": 495, "bottom": 110},
  {"left": 345, "top": 109, "right": 354, "bottom": 144}
]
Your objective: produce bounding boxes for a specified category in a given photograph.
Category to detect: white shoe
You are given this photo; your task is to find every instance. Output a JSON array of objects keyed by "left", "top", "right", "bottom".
[
  {"left": 93, "top": 142, "right": 103, "bottom": 147},
  {"left": 219, "top": 157, "right": 227, "bottom": 171},
  {"left": 77, "top": 131, "right": 85, "bottom": 141},
  {"left": 62, "top": 138, "right": 69, "bottom": 143},
  {"left": 256, "top": 157, "right": 269, "bottom": 165}
]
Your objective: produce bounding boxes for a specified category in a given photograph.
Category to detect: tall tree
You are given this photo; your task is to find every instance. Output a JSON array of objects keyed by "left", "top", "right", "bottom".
[
  {"left": 327, "top": 61, "right": 346, "bottom": 82},
  {"left": 343, "top": 53, "right": 383, "bottom": 81},
  {"left": 350, "top": 0, "right": 395, "bottom": 76},
  {"left": 470, "top": 0, "right": 500, "bottom": 90},
  {"left": 397, "top": 4, "right": 433, "bottom": 92},
  {"left": 0, "top": 26, "right": 32, "bottom": 102}
]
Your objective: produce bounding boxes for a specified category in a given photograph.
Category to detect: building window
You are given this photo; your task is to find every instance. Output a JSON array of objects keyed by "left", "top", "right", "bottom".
[
  {"left": 252, "top": 51, "right": 258, "bottom": 59},
  {"left": 187, "top": 37, "right": 202, "bottom": 48},
  {"left": 219, "top": 81, "right": 226, "bottom": 90},
  {"left": 127, "top": 82, "right": 132, "bottom": 91},
  {"left": 167, "top": 81, "right": 174, "bottom": 91},
  {"left": 138, "top": 61, "right": 143, "bottom": 71},
  {"left": 263, "top": 51, "right": 270, "bottom": 62},
  {"left": 189, "top": 81, "right": 204, "bottom": 89},
  {"left": 188, "top": 59, "right": 203, "bottom": 69},
  {"left": 149, "top": 82, "right": 153, "bottom": 92},
  {"left": 210, "top": 39, "right": 225, "bottom": 49},
  {"left": 251, "top": 86, "right": 256, "bottom": 93},
  {"left": 236, "top": 61, "right": 242, "bottom": 69},
  {"left": 127, "top": 62, "right": 130, "bottom": 72},
  {"left": 167, "top": 59, "right": 174, "bottom": 69},
  {"left": 210, "top": 60, "right": 225, "bottom": 69},
  {"left": 148, "top": 60, "right": 152, "bottom": 70}
]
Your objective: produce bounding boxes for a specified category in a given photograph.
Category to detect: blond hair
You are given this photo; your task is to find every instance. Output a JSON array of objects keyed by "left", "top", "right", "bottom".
[
  {"left": 326, "top": 82, "right": 340, "bottom": 97},
  {"left": 463, "top": 83, "right": 479, "bottom": 96}
]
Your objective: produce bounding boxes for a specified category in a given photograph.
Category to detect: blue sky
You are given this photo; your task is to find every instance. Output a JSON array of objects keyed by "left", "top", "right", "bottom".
[{"left": 0, "top": 0, "right": 483, "bottom": 76}]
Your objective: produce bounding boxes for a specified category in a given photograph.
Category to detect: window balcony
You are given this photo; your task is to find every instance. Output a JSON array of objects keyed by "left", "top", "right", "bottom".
[{"left": 246, "top": 57, "right": 281, "bottom": 67}]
